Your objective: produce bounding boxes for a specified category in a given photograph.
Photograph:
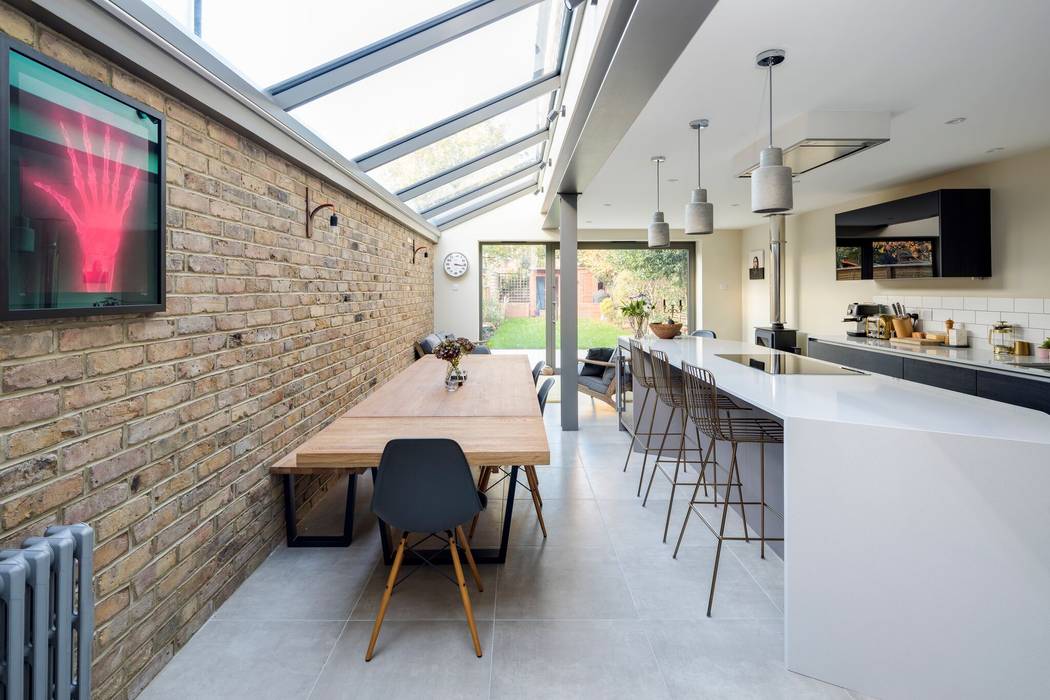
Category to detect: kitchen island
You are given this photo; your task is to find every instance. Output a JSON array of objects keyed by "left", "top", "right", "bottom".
[{"left": 619, "top": 335, "right": 1050, "bottom": 700}]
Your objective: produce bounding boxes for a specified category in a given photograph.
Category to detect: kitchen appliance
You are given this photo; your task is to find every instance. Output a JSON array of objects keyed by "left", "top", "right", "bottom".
[
  {"left": 1013, "top": 341, "right": 1033, "bottom": 356},
  {"left": 717, "top": 353, "right": 863, "bottom": 375},
  {"left": 843, "top": 303, "right": 883, "bottom": 336},
  {"left": 988, "top": 322, "right": 1015, "bottom": 355},
  {"left": 866, "top": 314, "right": 894, "bottom": 340}
]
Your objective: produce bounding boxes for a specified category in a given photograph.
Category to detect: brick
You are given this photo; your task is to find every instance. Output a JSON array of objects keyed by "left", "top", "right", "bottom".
[
  {"left": 128, "top": 319, "right": 175, "bottom": 342},
  {"left": 62, "top": 376, "right": 128, "bottom": 411},
  {"left": 96, "top": 544, "right": 153, "bottom": 597},
  {"left": 128, "top": 366, "right": 176, "bottom": 392},
  {"left": 0, "top": 330, "right": 52, "bottom": 360},
  {"left": 0, "top": 5, "right": 35, "bottom": 43},
  {"left": 1, "top": 472, "right": 83, "bottom": 529},
  {"left": 58, "top": 324, "right": 123, "bottom": 351},
  {"left": 146, "top": 384, "right": 192, "bottom": 413},
  {"left": 3, "top": 356, "right": 83, "bottom": 391},
  {"left": 61, "top": 429, "right": 123, "bottom": 470},
  {"left": 89, "top": 445, "right": 150, "bottom": 487},
  {"left": 131, "top": 500, "right": 179, "bottom": 545},
  {"left": 127, "top": 411, "right": 179, "bottom": 445},
  {"left": 146, "top": 340, "right": 192, "bottom": 363},
  {"left": 64, "top": 481, "right": 129, "bottom": 524},
  {"left": 39, "top": 31, "right": 109, "bottom": 82},
  {"left": 87, "top": 346, "right": 144, "bottom": 376},
  {"left": 84, "top": 397, "right": 145, "bottom": 432},
  {"left": 0, "top": 392, "right": 59, "bottom": 429},
  {"left": 0, "top": 454, "right": 58, "bottom": 499},
  {"left": 112, "top": 68, "right": 166, "bottom": 111},
  {"left": 6, "top": 417, "right": 81, "bottom": 460},
  {"left": 96, "top": 587, "right": 131, "bottom": 626},
  {"left": 94, "top": 494, "right": 151, "bottom": 541}
]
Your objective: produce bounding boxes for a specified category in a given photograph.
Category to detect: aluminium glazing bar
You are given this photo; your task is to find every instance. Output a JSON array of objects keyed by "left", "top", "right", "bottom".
[
  {"left": 356, "top": 73, "right": 560, "bottom": 171},
  {"left": 420, "top": 160, "right": 543, "bottom": 218},
  {"left": 434, "top": 180, "right": 538, "bottom": 230},
  {"left": 397, "top": 127, "right": 547, "bottom": 200},
  {"left": 268, "top": 0, "right": 542, "bottom": 110}
]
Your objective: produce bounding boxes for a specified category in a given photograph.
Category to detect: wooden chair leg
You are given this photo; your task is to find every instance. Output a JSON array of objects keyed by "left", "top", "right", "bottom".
[
  {"left": 366, "top": 535, "right": 407, "bottom": 661},
  {"left": 449, "top": 531, "right": 483, "bottom": 657},
  {"left": 524, "top": 465, "right": 547, "bottom": 538},
  {"left": 468, "top": 467, "right": 493, "bottom": 539},
  {"left": 455, "top": 525, "right": 484, "bottom": 592}
]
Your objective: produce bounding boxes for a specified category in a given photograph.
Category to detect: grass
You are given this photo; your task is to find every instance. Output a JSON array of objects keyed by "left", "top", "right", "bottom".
[{"left": 486, "top": 316, "right": 625, "bottom": 350}]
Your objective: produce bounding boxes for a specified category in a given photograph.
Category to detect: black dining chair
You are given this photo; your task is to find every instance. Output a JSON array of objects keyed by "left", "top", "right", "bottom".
[
  {"left": 367, "top": 438, "right": 485, "bottom": 661},
  {"left": 691, "top": 329, "right": 717, "bottom": 339},
  {"left": 472, "top": 377, "right": 555, "bottom": 540},
  {"left": 471, "top": 345, "right": 492, "bottom": 354},
  {"left": 532, "top": 360, "right": 545, "bottom": 385}
]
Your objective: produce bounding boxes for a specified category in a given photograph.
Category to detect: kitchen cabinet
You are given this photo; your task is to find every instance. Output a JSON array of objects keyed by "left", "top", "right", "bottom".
[
  {"left": 902, "top": 358, "right": 977, "bottom": 394},
  {"left": 808, "top": 339, "right": 903, "bottom": 377},
  {"left": 976, "top": 371, "right": 1050, "bottom": 414}
]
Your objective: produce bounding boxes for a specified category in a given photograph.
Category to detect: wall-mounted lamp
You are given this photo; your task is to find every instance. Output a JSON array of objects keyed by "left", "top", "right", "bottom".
[
  {"left": 305, "top": 186, "right": 338, "bottom": 238},
  {"left": 413, "top": 246, "right": 429, "bottom": 264}
]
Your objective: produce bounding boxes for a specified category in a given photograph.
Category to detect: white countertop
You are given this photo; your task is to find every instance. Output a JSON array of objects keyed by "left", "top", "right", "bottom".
[
  {"left": 809, "top": 334, "right": 1050, "bottom": 380},
  {"left": 620, "top": 335, "right": 1050, "bottom": 443}
]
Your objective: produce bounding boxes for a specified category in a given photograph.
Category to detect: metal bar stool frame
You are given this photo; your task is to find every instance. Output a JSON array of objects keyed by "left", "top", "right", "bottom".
[{"left": 674, "top": 362, "right": 785, "bottom": 617}]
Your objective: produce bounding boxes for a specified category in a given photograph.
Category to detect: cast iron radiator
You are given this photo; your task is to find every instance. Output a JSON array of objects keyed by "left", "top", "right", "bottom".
[{"left": 0, "top": 524, "right": 94, "bottom": 700}]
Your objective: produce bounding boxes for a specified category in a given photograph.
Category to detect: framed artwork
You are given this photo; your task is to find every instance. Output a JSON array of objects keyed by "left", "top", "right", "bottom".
[
  {"left": 748, "top": 249, "right": 765, "bottom": 280},
  {"left": 1, "top": 37, "right": 165, "bottom": 320}
]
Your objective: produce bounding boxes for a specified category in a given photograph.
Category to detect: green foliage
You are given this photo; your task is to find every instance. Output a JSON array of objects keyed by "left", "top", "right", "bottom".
[
  {"left": 599, "top": 296, "right": 616, "bottom": 322},
  {"left": 618, "top": 296, "right": 653, "bottom": 319},
  {"left": 487, "top": 317, "right": 623, "bottom": 350},
  {"left": 1041, "top": 338, "right": 1050, "bottom": 349}
]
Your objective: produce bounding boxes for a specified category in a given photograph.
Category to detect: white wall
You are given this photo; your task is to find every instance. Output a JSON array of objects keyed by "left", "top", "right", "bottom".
[
  {"left": 740, "top": 146, "right": 1050, "bottom": 344},
  {"left": 432, "top": 196, "right": 743, "bottom": 340}
]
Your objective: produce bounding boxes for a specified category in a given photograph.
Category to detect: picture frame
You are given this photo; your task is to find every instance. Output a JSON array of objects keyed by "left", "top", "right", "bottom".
[
  {"left": 0, "top": 36, "right": 165, "bottom": 320},
  {"left": 748, "top": 249, "right": 765, "bottom": 280}
]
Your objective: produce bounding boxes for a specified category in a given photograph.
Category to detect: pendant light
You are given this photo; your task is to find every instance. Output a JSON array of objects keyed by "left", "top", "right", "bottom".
[
  {"left": 647, "top": 156, "right": 670, "bottom": 248},
  {"left": 684, "top": 119, "right": 713, "bottom": 234},
  {"left": 751, "top": 49, "right": 793, "bottom": 214}
]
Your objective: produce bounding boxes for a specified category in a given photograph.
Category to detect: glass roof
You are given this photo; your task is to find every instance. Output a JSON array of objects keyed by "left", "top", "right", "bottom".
[{"left": 142, "top": 0, "right": 576, "bottom": 230}]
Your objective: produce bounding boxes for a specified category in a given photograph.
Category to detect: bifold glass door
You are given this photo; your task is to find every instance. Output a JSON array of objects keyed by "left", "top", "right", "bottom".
[{"left": 480, "top": 242, "right": 694, "bottom": 371}]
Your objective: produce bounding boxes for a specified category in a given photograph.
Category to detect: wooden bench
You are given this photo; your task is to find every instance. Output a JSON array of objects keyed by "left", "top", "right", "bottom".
[{"left": 271, "top": 451, "right": 368, "bottom": 548}]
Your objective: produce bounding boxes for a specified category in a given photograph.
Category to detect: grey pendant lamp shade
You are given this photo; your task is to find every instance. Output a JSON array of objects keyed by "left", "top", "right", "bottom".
[
  {"left": 648, "top": 156, "right": 670, "bottom": 248},
  {"left": 685, "top": 119, "right": 714, "bottom": 234},
  {"left": 751, "top": 49, "right": 793, "bottom": 214}
]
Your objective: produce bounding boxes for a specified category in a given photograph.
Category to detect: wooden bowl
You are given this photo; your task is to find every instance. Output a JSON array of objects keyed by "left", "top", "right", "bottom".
[{"left": 649, "top": 322, "right": 683, "bottom": 339}]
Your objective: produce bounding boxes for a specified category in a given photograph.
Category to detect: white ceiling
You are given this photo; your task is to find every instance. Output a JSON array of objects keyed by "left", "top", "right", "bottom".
[{"left": 581, "top": 0, "right": 1050, "bottom": 230}]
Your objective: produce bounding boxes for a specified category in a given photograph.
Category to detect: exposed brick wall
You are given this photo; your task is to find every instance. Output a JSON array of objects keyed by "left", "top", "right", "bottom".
[{"left": 0, "top": 5, "right": 434, "bottom": 698}]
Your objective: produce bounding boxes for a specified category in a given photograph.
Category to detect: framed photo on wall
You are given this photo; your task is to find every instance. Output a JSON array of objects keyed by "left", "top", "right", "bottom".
[
  {"left": 0, "top": 37, "right": 165, "bottom": 320},
  {"left": 748, "top": 249, "right": 765, "bottom": 280}
]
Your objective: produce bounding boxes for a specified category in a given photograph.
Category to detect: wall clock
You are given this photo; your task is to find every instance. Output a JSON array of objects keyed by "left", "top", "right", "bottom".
[{"left": 443, "top": 252, "right": 469, "bottom": 278}]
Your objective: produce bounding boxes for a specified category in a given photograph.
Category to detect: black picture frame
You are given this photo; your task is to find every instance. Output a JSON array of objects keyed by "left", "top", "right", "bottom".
[{"left": 0, "top": 36, "right": 165, "bottom": 321}]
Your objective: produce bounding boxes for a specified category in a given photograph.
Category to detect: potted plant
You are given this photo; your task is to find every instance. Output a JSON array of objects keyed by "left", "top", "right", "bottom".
[
  {"left": 649, "top": 299, "right": 684, "bottom": 339},
  {"left": 435, "top": 337, "right": 472, "bottom": 390},
  {"left": 1037, "top": 338, "right": 1050, "bottom": 360},
  {"left": 619, "top": 294, "right": 654, "bottom": 339}
]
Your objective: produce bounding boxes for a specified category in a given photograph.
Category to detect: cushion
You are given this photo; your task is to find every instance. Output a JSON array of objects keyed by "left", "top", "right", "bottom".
[
  {"left": 580, "top": 347, "right": 613, "bottom": 377},
  {"left": 418, "top": 333, "right": 443, "bottom": 354},
  {"left": 578, "top": 374, "right": 611, "bottom": 394},
  {"left": 601, "top": 348, "right": 620, "bottom": 386}
]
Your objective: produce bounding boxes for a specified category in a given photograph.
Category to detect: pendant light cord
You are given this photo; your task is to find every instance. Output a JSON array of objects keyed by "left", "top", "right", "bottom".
[
  {"left": 696, "top": 127, "right": 702, "bottom": 188},
  {"left": 768, "top": 61, "right": 774, "bottom": 147},
  {"left": 655, "top": 159, "right": 661, "bottom": 209}
]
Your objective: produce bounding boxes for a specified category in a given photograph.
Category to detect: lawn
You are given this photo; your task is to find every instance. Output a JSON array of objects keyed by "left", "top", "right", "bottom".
[{"left": 486, "top": 317, "right": 625, "bottom": 350}]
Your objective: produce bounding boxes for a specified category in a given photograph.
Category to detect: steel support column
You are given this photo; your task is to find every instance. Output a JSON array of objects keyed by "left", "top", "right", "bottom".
[{"left": 559, "top": 193, "right": 579, "bottom": 431}]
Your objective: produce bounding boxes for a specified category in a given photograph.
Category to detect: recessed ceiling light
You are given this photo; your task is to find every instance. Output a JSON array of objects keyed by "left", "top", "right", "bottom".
[
  {"left": 602, "top": 203, "right": 611, "bottom": 207},
  {"left": 731, "top": 203, "right": 740, "bottom": 207},
  {"left": 985, "top": 146, "right": 1005, "bottom": 153},
  {"left": 944, "top": 117, "right": 967, "bottom": 125},
  {"left": 668, "top": 178, "right": 679, "bottom": 182},
  {"left": 585, "top": 220, "right": 593, "bottom": 224},
  {"left": 792, "top": 178, "right": 801, "bottom": 183}
]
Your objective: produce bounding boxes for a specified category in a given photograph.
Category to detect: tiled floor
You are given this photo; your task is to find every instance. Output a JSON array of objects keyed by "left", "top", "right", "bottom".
[{"left": 141, "top": 400, "right": 859, "bottom": 700}]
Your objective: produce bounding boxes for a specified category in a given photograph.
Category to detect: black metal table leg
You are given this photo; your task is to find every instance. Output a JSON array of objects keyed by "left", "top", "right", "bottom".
[
  {"left": 375, "top": 465, "right": 521, "bottom": 565},
  {"left": 283, "top": 472, "right": 357, "bottom": 547}
]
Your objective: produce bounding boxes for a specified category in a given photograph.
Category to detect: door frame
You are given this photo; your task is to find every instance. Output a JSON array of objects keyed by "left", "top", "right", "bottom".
[{"left": 478, "top": 241, "right": 697, "bottom": 369}]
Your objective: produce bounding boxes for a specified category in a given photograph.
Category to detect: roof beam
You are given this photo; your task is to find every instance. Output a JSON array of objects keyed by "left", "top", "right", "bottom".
[
  {"left": 396, "top": 127, "right": 548, "bottom": 201},
  {"left": 268, "top": 0, "right": 542, "bottom": 110},
  {"left": 435, "top": 180, "right": 538, "bottom": 230},
  {"left": 355, "top": 73, "right": 560, "bottom": 171},
  {"left": 420, "top": 160, "right": 543, "bottom": 218}
]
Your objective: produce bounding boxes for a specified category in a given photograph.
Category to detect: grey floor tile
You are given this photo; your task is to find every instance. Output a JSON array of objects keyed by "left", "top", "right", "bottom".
[
  {"left": 481, "top": 466, "right": 594, "bottom": 501},
  {"left": 351, "top": 557, "right": 496, "bottom": 621},
  {"left": 138, "top": 619, "right": 343, "bottom": 700},
  {"left": 596, "top": 498, "right": 695, "bottom": 550},
  {"left": 509, "top": 498, "right": 611, "bottom": 547},
  {"left": 214, "top": 545, "right": 378, "bottom": 621},
  {"left": 618, "top": 544, "right": 781, "bottom": 621},
  {"left": 587, "top": 464, "right": 679, "bottom": 501},
  {"left": 728, "top": 541, "right": 785, "bottom": 612},
  {"left": 496, "top": 545, "right": 637, "bottom": 620},
  {"left": 309, "top": 621, "right": 493, "bottom": 699},
  {"left": 490, "top": 620, "right": 670, "bottom": 699},
  {"left": 644, "top": 619, "right": 850, "bottom": 699}
]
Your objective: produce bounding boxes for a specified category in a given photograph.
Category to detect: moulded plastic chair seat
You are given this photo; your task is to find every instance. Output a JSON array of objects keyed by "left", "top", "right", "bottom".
[
  {"left": 471, "top": 346, "right": 492, "bottom": 354},
  {"left": 532, "top": 360, "right": 545, "bottom": 385},
  {"left": 691, "top": 329, "right": 717, "bottom": 339}
]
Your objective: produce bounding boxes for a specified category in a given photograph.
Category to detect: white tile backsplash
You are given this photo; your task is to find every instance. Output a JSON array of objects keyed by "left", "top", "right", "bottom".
[
  {"left": 875, "top": 295, "right": 1050, "bottom": 348},
  {"left": 1014, "top": 298, "right": 1044, "bottom": 313}
]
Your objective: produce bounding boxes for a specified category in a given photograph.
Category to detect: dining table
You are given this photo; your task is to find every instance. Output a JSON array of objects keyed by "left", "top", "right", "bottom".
[{"left": 272, "top": 353, "right": 550, "bottom": 564}]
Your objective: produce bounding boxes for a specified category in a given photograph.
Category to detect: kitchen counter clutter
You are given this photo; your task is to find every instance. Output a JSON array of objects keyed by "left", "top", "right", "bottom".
[
  {"left": 619, "top": 335, "right": 1050, "bottom": 700},
  {"left": 809, "top": 333, "right": 1050, "bottom": 379},
  {"left": 808, "top": 334, "right": 1050, "bottom": 414}
]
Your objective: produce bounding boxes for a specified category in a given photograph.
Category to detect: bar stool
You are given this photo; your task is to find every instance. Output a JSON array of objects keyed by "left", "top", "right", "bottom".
[
  {"left": 621, "top": 339, "right": 660, "bottom": 497},
  {"left": 674, "top": 362, "right": 784, "bottom": 617},
  {"left": 642, "top": 349, "right": 745, "bottom": 541}
]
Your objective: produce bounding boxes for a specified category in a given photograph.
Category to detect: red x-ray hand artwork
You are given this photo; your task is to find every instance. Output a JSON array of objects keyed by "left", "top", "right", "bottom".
[{"left": 33, "top": 115, "right": 139, "bottom": 293}]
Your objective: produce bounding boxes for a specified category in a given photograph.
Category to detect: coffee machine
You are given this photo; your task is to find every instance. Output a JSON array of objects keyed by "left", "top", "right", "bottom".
[{"left": 843, "top": 303, "right": 883, "bottom": 337}]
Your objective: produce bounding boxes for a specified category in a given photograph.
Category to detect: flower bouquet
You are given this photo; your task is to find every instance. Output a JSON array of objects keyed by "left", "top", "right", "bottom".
[
  {"left": 619, "top": 294, "right": 655, "bottom": 339},
  {"left": 435, "top": 337, "right": 475, "bottom": 390}
]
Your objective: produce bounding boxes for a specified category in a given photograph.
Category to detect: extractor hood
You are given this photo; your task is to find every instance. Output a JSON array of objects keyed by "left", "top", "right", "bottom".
[{"left": 733, "top": 111, "right": 890, "bottom": 178}]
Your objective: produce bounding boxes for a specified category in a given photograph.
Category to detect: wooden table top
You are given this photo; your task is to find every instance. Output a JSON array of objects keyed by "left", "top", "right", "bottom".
[{"left": 283, "top": 354, "right": 550, "bottom": 473}]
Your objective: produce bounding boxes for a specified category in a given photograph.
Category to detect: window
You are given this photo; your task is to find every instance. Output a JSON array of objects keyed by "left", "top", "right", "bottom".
[{"left": 405, "top": 144, "right": 543, "bottom": 214}]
